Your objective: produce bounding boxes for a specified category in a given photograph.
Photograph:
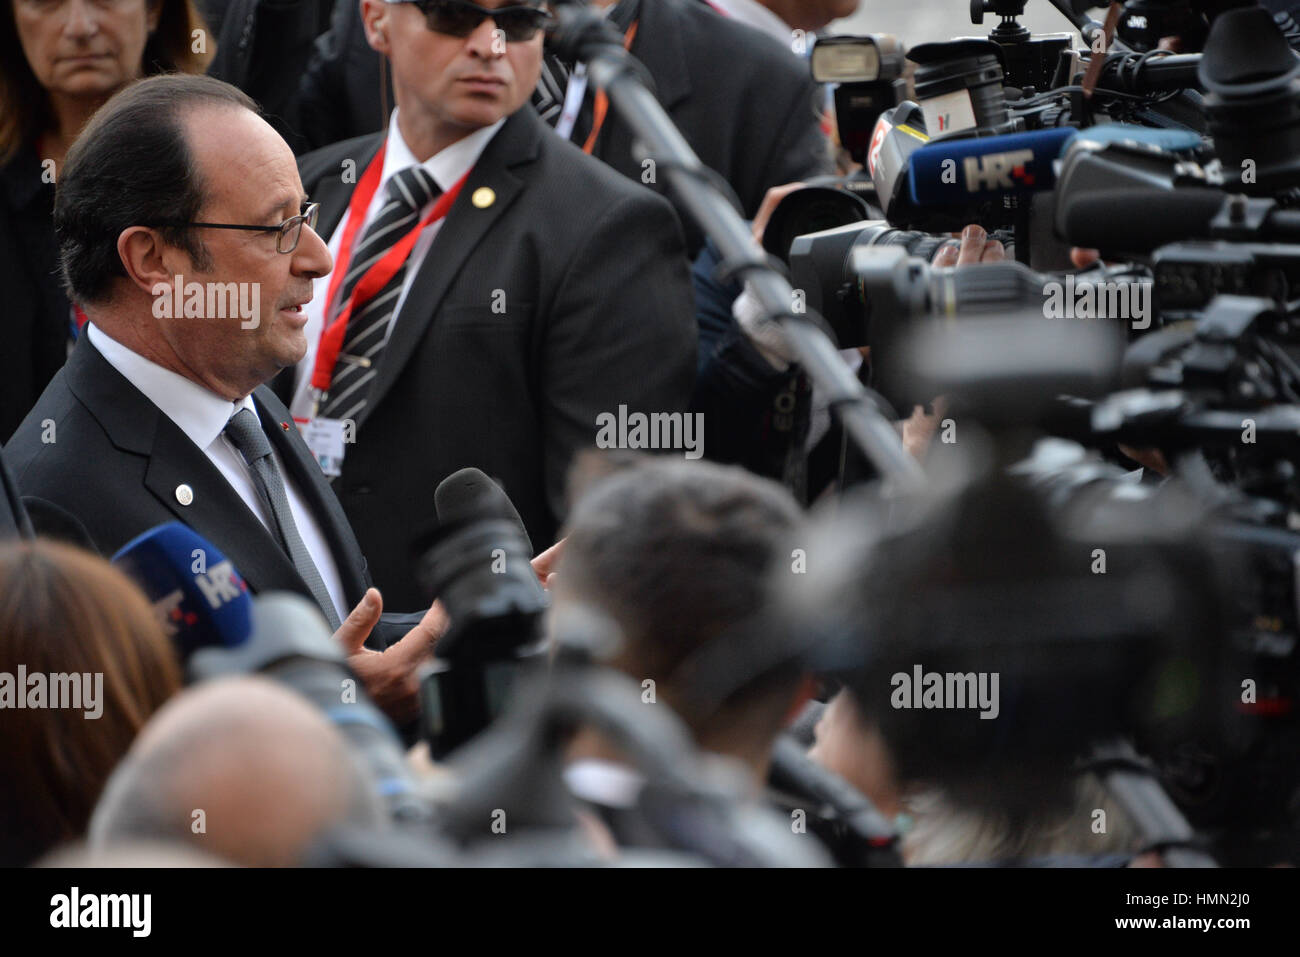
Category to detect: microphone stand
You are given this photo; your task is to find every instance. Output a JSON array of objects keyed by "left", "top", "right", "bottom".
[{"left": 546, "top": 3, "right": 925, "bottom": 489}]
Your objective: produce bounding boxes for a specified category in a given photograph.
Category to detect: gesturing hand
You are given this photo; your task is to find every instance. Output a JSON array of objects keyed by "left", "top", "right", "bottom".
[
  {"left": 334, "top": 588, "right": 448, "bottom": 725},
  {"left": 530, "top": 538, "right": 565, "bottom": 590}
]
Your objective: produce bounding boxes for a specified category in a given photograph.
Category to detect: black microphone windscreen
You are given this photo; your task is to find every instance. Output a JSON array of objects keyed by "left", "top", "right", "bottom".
[
  {"left": 1199, "top": 7, "right": 1299, "bottom": 92},
  {"left": 1062, "top": 188, "right": 1222, "bottom": 252},
  {"left": 434, "top": 467, "right": 532, "bottom": 552}
]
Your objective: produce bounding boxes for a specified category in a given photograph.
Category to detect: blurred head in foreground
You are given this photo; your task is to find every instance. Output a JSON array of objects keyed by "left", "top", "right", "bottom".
[
  {"left": 553, "top": 453, "right": 811, "bottom": 783},
  {"left": 0, "top": 537, "right": 182, "bottom": 866},
  {"left": 90, "top": 675, "right": 387, "bottom": 866}
]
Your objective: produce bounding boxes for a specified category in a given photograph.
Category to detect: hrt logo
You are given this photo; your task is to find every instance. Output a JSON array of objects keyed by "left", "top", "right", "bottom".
[
  {"left": 963, "top": 149, "right": 1035, "bottom": 192},
  {"left": 195, "top": 560, "right": 247, "bottom": 609}
]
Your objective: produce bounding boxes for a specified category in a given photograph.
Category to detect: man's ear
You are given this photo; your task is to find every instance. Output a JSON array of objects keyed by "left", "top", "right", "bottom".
[
  {"left": 360, "top": 0, "right": 392, "bottom": 55},
  {"left": 146, "top": 0, "right": 162, "bottom": 34},
  {"left": 117, "top": 226, "right": 180, "bottom": 300}
]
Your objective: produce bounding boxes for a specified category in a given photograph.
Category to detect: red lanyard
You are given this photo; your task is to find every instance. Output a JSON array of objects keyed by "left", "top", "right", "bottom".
[{"left": 310, "top": 144, "right": 471, "bottom": 395}]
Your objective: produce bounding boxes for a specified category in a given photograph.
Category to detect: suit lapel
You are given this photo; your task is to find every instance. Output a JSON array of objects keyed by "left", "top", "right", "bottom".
[
  {"left": 140, "top": 416, "right": 316, "bottom": 599},
  {"left": 356, "top": 110, "right": 539, "bottom": 428},
  {"left": 65, "top": 338, "right": 325, "bottom": 601}
]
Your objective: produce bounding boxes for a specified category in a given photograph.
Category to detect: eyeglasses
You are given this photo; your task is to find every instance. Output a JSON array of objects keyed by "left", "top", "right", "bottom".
[
  {"left": 161, "top": 203, "right": 321, "bottom": 254},
  {"left": 393, "top": 0, "right": 554, "bottom": 42}
]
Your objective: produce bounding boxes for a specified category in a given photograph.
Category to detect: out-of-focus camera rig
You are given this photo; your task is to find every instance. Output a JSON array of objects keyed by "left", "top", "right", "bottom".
[
  {"left": 304, "top": 2, "right": 1300, "bottom": 867},
  {"left": 659, "top": 0, "right": 1300, "bottom": 867},
  {"left": 760, "top": 1, "right": 1300, "bottom": 864}
]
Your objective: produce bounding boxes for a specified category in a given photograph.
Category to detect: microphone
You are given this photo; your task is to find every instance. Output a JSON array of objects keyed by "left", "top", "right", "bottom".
[
  {"left": 433, "top": 466, "right": 532, "bottom": 554},
  {"left": 908, "top": 127, "right": 1078, "bottom": 207},
  {"left": 1060, "top": 188, "right": 1300, "bottom": 253},
  {"left": 417, "top": 468, "right": 549, "bottom": 757},
  {"left": 111, "top": 522, "right": 252, "bottom": 665}
]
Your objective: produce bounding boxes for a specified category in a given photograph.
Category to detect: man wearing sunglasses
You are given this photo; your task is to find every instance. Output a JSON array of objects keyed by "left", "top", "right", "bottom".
[
  {"left": 282, "top": 0, "right": 696, "bottom": 608},
  {"left": 291, "top": 0, "right": 831, "bottom": 259}
]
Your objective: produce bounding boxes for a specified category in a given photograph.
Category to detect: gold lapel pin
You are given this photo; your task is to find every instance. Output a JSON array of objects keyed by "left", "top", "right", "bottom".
[
  {"left": 471, "top": 187, "right": 496, "bottom": 209},
  {"left": 175, "top": 484, "right": 194, "bottom": 506}
]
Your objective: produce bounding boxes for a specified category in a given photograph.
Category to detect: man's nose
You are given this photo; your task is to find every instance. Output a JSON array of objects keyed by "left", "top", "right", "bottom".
[
  {"left": 292, "top": 221, "right": 333, "bottom": 281},
  {"left": 465, "top": 16, "right": 506, "bottom": 60}
]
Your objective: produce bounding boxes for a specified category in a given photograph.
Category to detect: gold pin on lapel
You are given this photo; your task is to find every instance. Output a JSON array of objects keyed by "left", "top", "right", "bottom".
[
  {"left": 471, "top": 187, "right": 496, "bottom": 209},
  {"left": 175, "top": 484, "right": 194, "bottom": 506}
]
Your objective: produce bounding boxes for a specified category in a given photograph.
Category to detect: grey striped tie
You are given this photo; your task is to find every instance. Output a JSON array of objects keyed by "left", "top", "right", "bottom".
[
  {"left": 223, "top": 408, "right": 343, "bottom": 631},
  {"left": 319, "top": 165, "right": 441, "bottom": 423},
  {"left": 533, "top": 52, "right": 570, "bottom": 127}
]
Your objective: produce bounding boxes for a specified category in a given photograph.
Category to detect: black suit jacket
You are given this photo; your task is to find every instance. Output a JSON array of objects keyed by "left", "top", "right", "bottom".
[
  {"left": 288, "top": 107, "right": 697, "bottom": 608},
  {"left": 5, "top": 336, "right": 416, "bottom": 647},
  {"left": 581, "top": 0, "right": 833, "bottom": 256}
]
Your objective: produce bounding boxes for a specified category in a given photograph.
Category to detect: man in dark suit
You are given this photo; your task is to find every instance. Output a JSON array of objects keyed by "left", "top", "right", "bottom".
[
  {"left": 281, "top": 0, "right": 696, "bottom": 608},
  {"left": 566, "top": 0, "right": 833, "bottom": 256},
  {"left": 288, "top": 0, "right": 831, "bottom": 253},
  {"left": 6, "top": 75, "right": 440, "bottom": 722}
]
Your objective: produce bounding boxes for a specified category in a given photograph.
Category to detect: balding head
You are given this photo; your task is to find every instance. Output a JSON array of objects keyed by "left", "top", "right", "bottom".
[{"left": 89, "top": 676, "right": 386, "bottom": 867}]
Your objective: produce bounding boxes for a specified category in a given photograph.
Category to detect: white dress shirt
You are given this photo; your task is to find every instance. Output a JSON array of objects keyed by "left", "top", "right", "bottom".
[
  {"left": 290, "top": 110, "right": 506, "bottom": 420},
  {"left": 88, "top": 322, "right": 349, "bottom": 622}
]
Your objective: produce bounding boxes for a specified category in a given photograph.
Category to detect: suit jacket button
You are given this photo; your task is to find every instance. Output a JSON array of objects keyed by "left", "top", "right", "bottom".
[{"left": 175, "top": 484, "right": 194, "bottom": 506}]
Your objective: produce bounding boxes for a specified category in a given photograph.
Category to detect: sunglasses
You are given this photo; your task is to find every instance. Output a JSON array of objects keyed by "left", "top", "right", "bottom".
[{"left": 396, "top": 0, "right": 553, "bottom": 42}]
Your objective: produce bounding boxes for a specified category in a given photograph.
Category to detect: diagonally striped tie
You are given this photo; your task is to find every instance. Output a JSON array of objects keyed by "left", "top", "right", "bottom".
[
  {"left": 533, "top": 52, "right": 570, "bottom": 127},
  {"left": 320, "top": 165, "right": 441, "bottom": 423}
]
